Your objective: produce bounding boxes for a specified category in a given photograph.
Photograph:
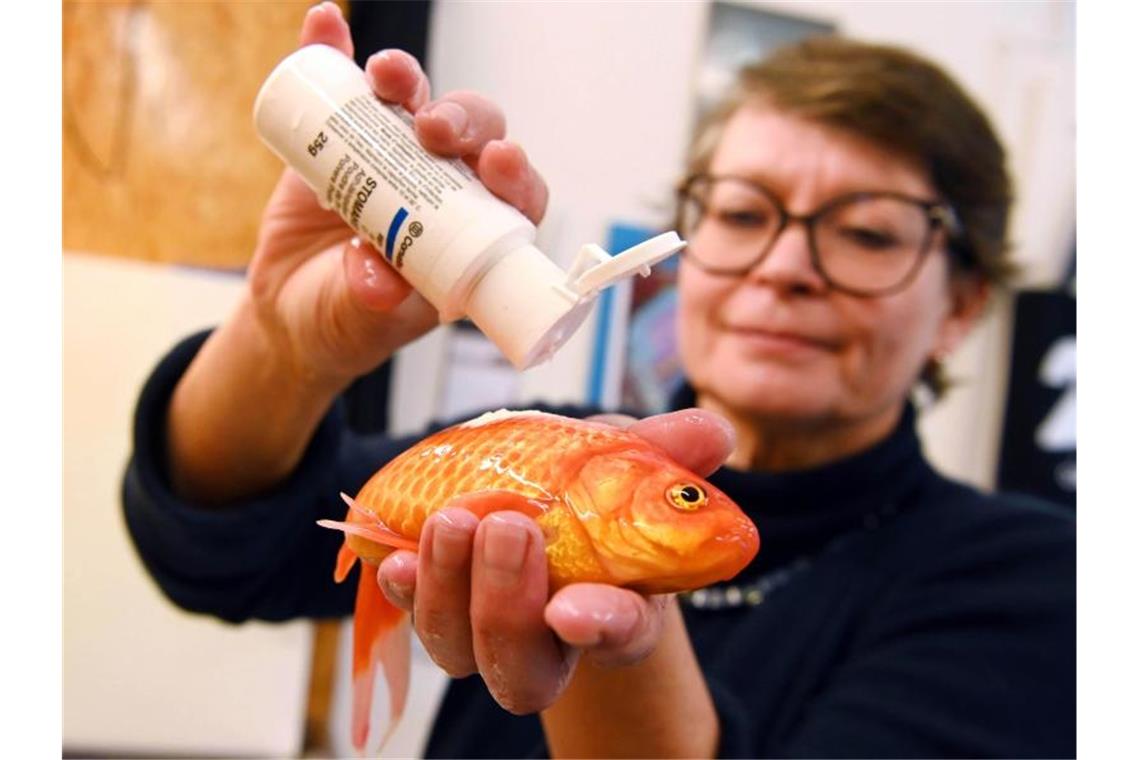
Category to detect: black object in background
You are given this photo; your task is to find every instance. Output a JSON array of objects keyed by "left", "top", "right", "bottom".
[
  {"left": 342, "top": 0, "right": 434, "bottom": 434},
  {"left": 997, "top": 260, "right": 1076, "bottom": 508},
  {"left": 350, "top": 1, "right": 433, "bottom": 70}
]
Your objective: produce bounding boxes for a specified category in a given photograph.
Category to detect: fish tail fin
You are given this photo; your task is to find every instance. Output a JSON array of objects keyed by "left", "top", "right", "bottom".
[{"left": 351, "top": 561, "right": 411, "bottom": 754}]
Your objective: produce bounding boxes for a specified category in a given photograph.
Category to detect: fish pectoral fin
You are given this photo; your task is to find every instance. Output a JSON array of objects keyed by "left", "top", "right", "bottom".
[
  {"left": 445, "top": 489, "right": 550, "bottom": 520},
  {"left": 316, "top": 519, "right": 419, "bottom": 553}
]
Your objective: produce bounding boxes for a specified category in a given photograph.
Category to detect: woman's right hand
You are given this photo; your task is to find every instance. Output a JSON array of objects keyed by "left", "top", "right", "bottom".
[
  {"left": 166, "top": 2, "right": 549, "bottom": 503},
  {"left": 249, "top": 1, "right": 550, "bottom": 390}
]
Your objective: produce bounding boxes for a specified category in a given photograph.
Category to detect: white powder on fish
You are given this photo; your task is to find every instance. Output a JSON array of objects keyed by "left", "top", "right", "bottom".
[{"left": 459, "top": 408, "right": 548, "bottom": 428}]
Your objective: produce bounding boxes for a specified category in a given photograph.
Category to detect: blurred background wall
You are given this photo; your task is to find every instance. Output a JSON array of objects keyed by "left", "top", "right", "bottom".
[
  {"left": 413, "top": 0, "right": 1075, "bottom": 495},
  {"left": 62, "top": 1, "right": 1074, "bottom": 758}
]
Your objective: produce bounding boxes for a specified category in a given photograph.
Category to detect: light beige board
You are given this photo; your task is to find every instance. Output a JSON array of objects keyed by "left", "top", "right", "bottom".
[
  {"left": 63, "top": 2, "right": 345, "bottom": 267},
  {"left": 62, "top": 253, "right": 313, "bottom": 755}
]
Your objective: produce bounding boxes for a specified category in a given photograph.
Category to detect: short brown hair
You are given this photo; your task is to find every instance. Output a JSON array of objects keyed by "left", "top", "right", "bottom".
[{"left": 682, "top": 36, "right": 1016, "bottom": 396}]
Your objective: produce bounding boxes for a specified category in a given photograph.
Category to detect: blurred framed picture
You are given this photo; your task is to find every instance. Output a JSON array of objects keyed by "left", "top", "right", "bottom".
[
  {"left": 997, "top": 266, "right": 1076, "bottom": 508},
  {"left": 694, "top": 2, "right": 834, "bottom": 121}
]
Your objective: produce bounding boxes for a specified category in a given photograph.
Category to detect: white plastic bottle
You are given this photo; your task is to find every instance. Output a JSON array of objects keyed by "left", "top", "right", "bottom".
[{"left": 254, "top": 44, "right": 684, "bottom": 369}]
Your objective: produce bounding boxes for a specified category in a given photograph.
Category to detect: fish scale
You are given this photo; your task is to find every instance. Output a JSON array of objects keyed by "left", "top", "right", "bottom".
[{"left": 353, "top": 412, "right": 636, "bottom": 540}]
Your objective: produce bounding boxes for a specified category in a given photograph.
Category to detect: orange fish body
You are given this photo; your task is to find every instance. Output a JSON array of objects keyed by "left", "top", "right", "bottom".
[{"left": 319, "top": 410, "right": 760, "bottom": 752}]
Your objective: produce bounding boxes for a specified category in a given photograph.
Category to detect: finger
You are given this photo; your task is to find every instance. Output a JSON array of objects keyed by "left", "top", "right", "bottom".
[
  {"left": 343, "top": 237, "right": 414, "bottom": 313},
  {"left": 259, "top": 169, "right": 347, "bottom": 247},
  {"left": 304, "top": 240, "right": 437, "bottom": 376},
  {"left": 413, "top": 508, "right": 481, "bottom": 678},
  {"left": 376, "top": 550, "right": 417, "bottom": 611},
  {"left": 544, "top": 584, "right": 668, "bottom": 668},
  {"left": 625, "top": 409, "right": 736, "bottom": 477},
  {"left": 470, "top": 513, "right": 574, "bottom": 714},
  {"left": 364, "top": 49, "right": 431, "bottom": 112},
  {"left": 299, "top": 2, "right": 353, "bottom": 58},
  {"left": 477, "top": 141, "right": 549, "bottom": 225},
  {"left": 414, "top": 92, "right": 508, "bottom": 160},
  {"left": 351, "top": 289, "right": 439, "bottom": 366}
]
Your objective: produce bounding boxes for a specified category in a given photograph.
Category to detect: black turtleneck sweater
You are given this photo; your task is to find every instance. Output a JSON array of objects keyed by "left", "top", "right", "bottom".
[{"left": 123, "top": 331, "right": 1076, "bottom": 758}]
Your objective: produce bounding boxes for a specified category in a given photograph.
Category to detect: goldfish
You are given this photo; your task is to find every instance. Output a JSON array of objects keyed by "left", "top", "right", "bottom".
[{"left": 318, "top": 409, "right": 760, "bottom": 752}]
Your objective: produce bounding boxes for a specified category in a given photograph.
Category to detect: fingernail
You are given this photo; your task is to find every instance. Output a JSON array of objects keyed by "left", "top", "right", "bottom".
[
  {"left": 547, "top": 597, "right": 605, "bottom": 647},
  {"left": 357, "top": 242, "right": 385, "bottom": 289},
  {"left": 431, "top": 511, "right": 474, "bottom": 571},
  {"left": 387, "top": 551, "right": 415, "bottom": 576},
  {"left": 380, "top": 575, "right": 412, "bottom": 604},
  {"left": 482, "top": 515, "right": 529, "bottom": 580},
  {"left": 348, "top": 237, "right": 383, "bottom": 288},
  {"left": 424, "top": 101, "right": 468, "bottom": 137}
]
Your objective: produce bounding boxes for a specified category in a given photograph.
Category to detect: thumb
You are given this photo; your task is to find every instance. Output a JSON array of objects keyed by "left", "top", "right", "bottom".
[{"left": 333, "top": 237, "right": 439, "bottom": 367}]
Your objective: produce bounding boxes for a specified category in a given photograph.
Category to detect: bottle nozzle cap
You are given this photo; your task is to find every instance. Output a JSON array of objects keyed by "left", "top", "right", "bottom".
[
  {"left": 465, "top": 232, "right": 687, "bottom": 370},
  {"left": 569, "top": 231, "right": 687, "bottom": 297}
]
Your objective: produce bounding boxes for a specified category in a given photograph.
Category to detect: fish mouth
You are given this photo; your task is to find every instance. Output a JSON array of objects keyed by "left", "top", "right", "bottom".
[
  {"left": 693, "top": 521, "right": 760, "bottom": 589},
  {"left": 628, "top": 525, "right": 760, "bottom": 595}
]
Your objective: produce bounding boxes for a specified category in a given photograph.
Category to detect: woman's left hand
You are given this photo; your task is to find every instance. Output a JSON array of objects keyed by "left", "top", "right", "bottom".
[{"left": 375, "top": 409, "right": 735, "bottom": 713}]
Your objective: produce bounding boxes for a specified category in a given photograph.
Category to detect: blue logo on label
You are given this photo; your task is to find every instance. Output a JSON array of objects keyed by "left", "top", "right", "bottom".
[{"left": 384, "top": 207, "right": 410, "bottom": 261}]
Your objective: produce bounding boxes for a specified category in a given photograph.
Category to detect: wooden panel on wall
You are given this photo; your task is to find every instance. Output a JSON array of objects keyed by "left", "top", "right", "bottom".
[{"left": 63, "top": 1, "right": 345, "bottom": 267}]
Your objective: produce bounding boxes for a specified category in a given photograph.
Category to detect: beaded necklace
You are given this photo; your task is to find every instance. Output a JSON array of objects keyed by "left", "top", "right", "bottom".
[{"left": 680, "top": 500, "right": 901, "bottom": 610}]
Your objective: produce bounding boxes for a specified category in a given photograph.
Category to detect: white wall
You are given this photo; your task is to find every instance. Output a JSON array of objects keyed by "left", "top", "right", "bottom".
[
  {"left": 63, "top": 254, "right": 313, "bottom": 757},
  {"left": 408, "top": 0, "right": 1075, "bottom": 488}
]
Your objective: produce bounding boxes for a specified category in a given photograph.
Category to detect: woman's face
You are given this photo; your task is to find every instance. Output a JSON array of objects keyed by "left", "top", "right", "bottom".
[{"left": 677, "top": 106, "right": 982, "bottom": 443}]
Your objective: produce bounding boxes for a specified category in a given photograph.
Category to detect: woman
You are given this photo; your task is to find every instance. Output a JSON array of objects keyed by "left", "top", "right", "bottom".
[{"left": 124, "top": 3, "right": 1074, "bottom": 757}]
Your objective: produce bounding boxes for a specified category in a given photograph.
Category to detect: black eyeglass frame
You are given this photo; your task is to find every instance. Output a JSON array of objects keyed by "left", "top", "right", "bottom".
[{"left": 675, "top": 174, "right": 964, "bottom": 297}]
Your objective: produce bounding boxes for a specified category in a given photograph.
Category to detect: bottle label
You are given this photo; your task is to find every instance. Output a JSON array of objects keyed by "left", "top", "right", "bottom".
[{"left": 317, "top": 94, "right": 477, "bottom": 270}]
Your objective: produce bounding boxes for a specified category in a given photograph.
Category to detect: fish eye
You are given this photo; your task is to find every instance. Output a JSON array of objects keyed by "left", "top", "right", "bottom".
[{"left": 666, "top": 483, "right": 707, "bottom": 512}]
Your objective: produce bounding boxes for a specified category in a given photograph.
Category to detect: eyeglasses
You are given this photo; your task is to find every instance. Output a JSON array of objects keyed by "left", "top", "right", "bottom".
[{"left": 676, "top": 174, "right": 962, "bottom": 297}]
